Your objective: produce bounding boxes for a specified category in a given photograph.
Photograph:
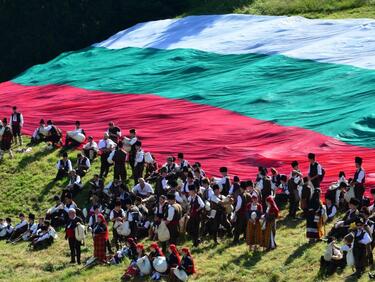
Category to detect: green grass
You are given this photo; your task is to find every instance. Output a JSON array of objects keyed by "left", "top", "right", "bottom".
[
  {"left": 184, "top": 0, "right": 375, "bottom": 18},
  {"left": 0, "top": 138, "right": 374, "bottom": 281}
]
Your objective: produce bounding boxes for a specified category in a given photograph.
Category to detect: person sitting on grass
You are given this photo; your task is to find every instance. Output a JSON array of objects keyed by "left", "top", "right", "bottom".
[
  {"left": 30, "top": 220, "right": 57, "bottom": 250},
  {"left": 45, "top": 120, "right": 62, "bottom": 148},
  {"left": 169, "top": 247, "right": 196, "bottom": 282},
  {"left": 76, "top": 152, "right": 91, "bottom": 177},
  {"left": 320, "top": 236, "right": 344, "bottom": 276},
  {"left": 83, "top": 136, "right": 99, "bottom": 161},
  {"left": 55, "top": 152, "right": 72, "bottom": 181},
  {"left": 64, "top": 120, "right": 86, "bottom": 149},
  {"left": 0, "top": 218, "right": 13, "bottom": 240},
  {"left": 7, "top": 213, "right": 28, "bottom": 243}
]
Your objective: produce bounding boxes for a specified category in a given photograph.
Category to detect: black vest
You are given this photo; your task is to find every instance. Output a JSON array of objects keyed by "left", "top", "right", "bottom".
[
  {"left": 11, "top": 113, "right": 21, "bottom": 125},
  {"left": 354, "top": 168, "right": 365, "bottom": 185},
  {"left": 113, "top": 150, "right": 127, "bottom": 166}
]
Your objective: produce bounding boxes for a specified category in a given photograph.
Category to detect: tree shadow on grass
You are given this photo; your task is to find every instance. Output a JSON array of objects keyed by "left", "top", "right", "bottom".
[{"left": 284, "top": 242, "right": 311, "bottom": 266}]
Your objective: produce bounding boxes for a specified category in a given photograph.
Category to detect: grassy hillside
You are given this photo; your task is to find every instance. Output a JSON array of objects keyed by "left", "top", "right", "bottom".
[
  {"left": 0, "top": 138, "right": 374, "bottom": 282},
  {"left": 185, "top": 0, "right": 375, "bottom": 18}
]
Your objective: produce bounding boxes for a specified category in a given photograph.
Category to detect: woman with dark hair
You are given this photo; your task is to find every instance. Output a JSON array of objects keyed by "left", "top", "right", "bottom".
[
  {"left": 167, "top": 244, "right": 181, "bottom": 269},
  {"left": 261, "top": 196, "right": 279, "bottom": 251},
  {"left": 306, "top": 189, "right": 325, "bottom": 243},
  {"left": 93, "top": 213, "right": 108, "bottom": 263}
]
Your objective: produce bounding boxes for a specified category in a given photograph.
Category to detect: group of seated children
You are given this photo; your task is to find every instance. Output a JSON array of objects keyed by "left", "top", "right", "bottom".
[{"left": 0, "top": 213, "right": 56, "bottom": 250}]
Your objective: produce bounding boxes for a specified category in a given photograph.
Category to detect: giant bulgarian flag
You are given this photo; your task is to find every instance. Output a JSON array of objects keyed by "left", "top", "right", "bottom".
[{"left": 1, "top": 14, "right": 375, "bottom": 191}]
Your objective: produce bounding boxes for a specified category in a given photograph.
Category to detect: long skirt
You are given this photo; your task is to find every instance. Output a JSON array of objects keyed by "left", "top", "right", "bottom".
[
  {"left": 246, "top": 220, "right": 262, "bottom": 246},
  {"left": 261, "top": 220, "right": 276, "bottom": 249},
  {"left": 306, "top": 215, "right": 324, "bottom": 239},
  {"left": 94, "top": 235, "right": 107, "bottom": 262}
]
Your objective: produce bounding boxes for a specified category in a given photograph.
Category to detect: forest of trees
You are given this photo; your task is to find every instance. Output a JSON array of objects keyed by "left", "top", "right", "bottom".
[{"left": 0, "top": 0, "right": 188, "bottom": 82}]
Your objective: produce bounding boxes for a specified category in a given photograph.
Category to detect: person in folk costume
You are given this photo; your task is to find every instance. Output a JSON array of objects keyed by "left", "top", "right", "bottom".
[
  {"left": 124, "top": 198, "right": 141, "bottom": 238},
  {"left": 257, "top": 167, "right": 273, "bottom": 211},
  {"left": 112, "top": 237, "right": 138, "bottom": 264},
  {"left": 169, "top": 247, "right": 196, "bottom": 282},
  {"left": 325, "top": 171, "right": 348, "bottom": 209},
  {"left": 92, "top": 213, "right": 109, "bottom": 263},
  {"left": 307, "top": 153, "right": 324, "bottom": 189},
  {"left": 320, "top": 236, "right": 345, "bottom": 276},
  {"left": 0, "top": 218, "right": 13, "bottom": 240},
  {"left": 163, "top": 193, "right": 182, "bottom": 249},
  {"left": 246, "top": 195, "right": 263, "bottom": 251},
  {"left": 63, "top": 169, "right": 83, "bottom": 198},
  {"left": 208, "top": 184, "right": 232, "bottom": 243},
  {"left": 187, "top": 185, "right": 204, "bottom": 247},
  {"left": 124, "top": 128, "right": 138, "bottom": 174},
  {"left": 64, "top": 120, "right": 86, "bottom": 148},
  {"left": 352, "top": 216, "right": 372, "bottom": 278},
  {"left": 228, "top": 175, "right": 241, "bottom": 197},
  {"left": 167, "top": 244, "right": 181, "bottom": 271},
  {"left": 233, "top": 181, "right": 249, "bottom": 244},
  {"left": 149, "top": 242, "right": 165, "bottom": 280},
  {"left": 300, "top": 177, "right": 314, "bottom": 219},
  {"left": 360, "top": 206, "right": 375, "bottom": 266},
  {"left": 7, "top": 213, "right": 28, "bottom": 243},
  {"left": 155, "top": 167, "right": 169, "bottom": 199},
  {"left": 108, "top": 141, "right": 128, "bottom": 182},
  {"left": 351, "top": 156, "right": 366, "bottom": 202},
  {"left": 270, "top": 168, "right": 281, "bottom": 190},
  {"left": 98, "top": 132, "right": 116, "bottom": 178},
  {"left": 133, "top": 141, "right": 145, "bottom": 184},
  {"left": 30, "top": 118, "right": 47, "bottom": 145},
  {"left": 110, "top": 201, "right": 126, "bottom": 250},
  {"left": 122, "top": 243, "right": 145, "bottom": 280},
  {"left": 288, "top": 161, "right": 303, "bottom": 218},
  {"left": 328, "top": 198, "right": 360, "bottom": 240},
  {"left": 325, "top": 195, "right": 337, "bottom": 222},
  {"left": 145, "top": 154, "right": 158, "bottom": 180},
  {"left": 45, "top": 120, "right": 62, "bottom": 147},
  {"left": 65, "top": 208, "right": 83, "bottom": 264},
  {"left": 306, "top": 188, "right": 325, "bottom": 243},
  {"left": 55, "top": 152, "right": 72, "bottom": 181},
  {"left": 0, "top": 118, "right": 14, "bottom": 160},
  {"left": 164, "top": 156, "right": 179, "bottom": 177},
  {"left": 88, "top": 174, "right": 104, "bottom": 199},
  {"left": 216, "top": 167, "right": 231, "bottom": 196},
  {"left": 107, "top": 121, "right": 122, "bottom": 144},
  {"left": 181, "top": 171, "right": 195, "bottom": 196},
  {"left": 10, "top": 106, "right": 23, "bottom": 146},
  {"left": 75, "top": 152, "right": 90, "bottom": 177},
  {"left": 201, "top": 178, "right": 214, "bottom": 202},
  {"left": 261, "top": 195, "right": 279, "bottom": 251},
  {"left": 83, "top": 136, "right": 99, "bottom": 161}
]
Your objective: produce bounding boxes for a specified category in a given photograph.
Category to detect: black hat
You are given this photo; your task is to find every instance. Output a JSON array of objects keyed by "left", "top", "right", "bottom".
[
  {"left": 212, "top": 184, "right": 220, "bottom": 190},
  {"left": 280, "top": 174, "right": 287, "bottom": 182},
  {"left": 240, "top": 181, "right": 247, "bottom": 189},
  {"left": 47, "top": 120, "right": 53, "bottom": 125},
  {"left": 62, "top": 152, "right": 68, "bottom": 158},
  {"left": 188, "top": 184, "right": 196, "bottom": 191},
  {"left": 28, "top": 213, "right": 35, "bottom": 220},
  {"left": 39, "top": 119, "right": 45, "bottom": 124},
  {"left": 19, "top": 213, "right": 25, "bottom": 218},
  {"left": 53, "top": 195, "right": 60, "bottom": 201},
  {"left": 65, "top": 192, "right": 73, "bottom": 199},
  {"left": 349, "top": 198, "right": 360, "bottom": 206},
  {"left": 339, "top": 182, "right": 348, "bottom": 188},
  {"left": 6, "top": 217, "right": 11, "bottom": 223},
  {"left": 167, "top": 193, "right": 176, "bottom": 200},
  {"left": 177, "top": 152, "right": 184, "bottom": 159},
  {"left": 233, "top": 176, "right": 240, "bottom": 182},
  {"left": 371, "top": 188, "right": 375, "bottom": 194},
  {"left": 355, "top": 156, "right": 363, "bottom": 165},
  {"left": 129, "top": 129, "right": 136, "bottom": 134},
  {"left": 291, "top": 160, "right": 299, "bottom": 168},
  {"left": 308, "top": 153, "right": 315, "bottom": 160},
  {"left": 219, "top": 167, "right": 228, "bottom": 173},
  {"left": 75, "top": 120, "right": 80, "bottom": 125}
]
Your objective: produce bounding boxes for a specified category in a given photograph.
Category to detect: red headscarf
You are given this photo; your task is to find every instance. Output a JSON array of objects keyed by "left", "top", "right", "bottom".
[
  {"left": 169, "top": 244, "right": 181, "bottom": 265},
  {"left": 97, "top": 213, "right": 109, "bottom": 240},
  {"left": 150, "top": 242, "right": 164, "bottom": 257},
  {"left": 266, "top": 196, "right": 279, "bottom": 218},
  {"left": 136, "top": 243, "right": 144, "bottom": 250},
  {"left": 181, "top": 247, "right": 196, "bottom": 274}
]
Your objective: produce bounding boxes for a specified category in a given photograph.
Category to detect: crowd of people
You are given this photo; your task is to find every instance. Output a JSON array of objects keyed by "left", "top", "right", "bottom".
[{"left": 0, "top": 106, "right": 375, "bottom": 280}]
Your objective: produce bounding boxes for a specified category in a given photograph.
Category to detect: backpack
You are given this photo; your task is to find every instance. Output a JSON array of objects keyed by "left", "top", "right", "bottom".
[{"left": 74, "top": 222, "right": 86, "bottom": 242}]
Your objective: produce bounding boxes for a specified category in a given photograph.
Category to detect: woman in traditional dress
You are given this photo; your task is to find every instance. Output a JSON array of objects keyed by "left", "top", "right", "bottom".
[
  {"left": 167, "top": 244, "right": 181, "bottom": 270},
  {"left": 122, "top": 243, "right": 146, "bottom": 281},
  {"left": 246, "top": 195, "right": 263, "bottom": 251},
  {"left": 306, "top": 188, "right": 325, "bottom": 243},
  {"left": 0, "top": 118, "right": 14, "bottom": 160},
  {"left": 169, "top": 247, "right": 196, "bottom": 282},
  {"left": 261, "top": 196, "right": 279, "bottom": 251},
  {"left": 149, "top": 242, "right": 165, "bottom": 280},
  {"left": 93, "top": 213, "right": 109, "bottom": 263}
]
